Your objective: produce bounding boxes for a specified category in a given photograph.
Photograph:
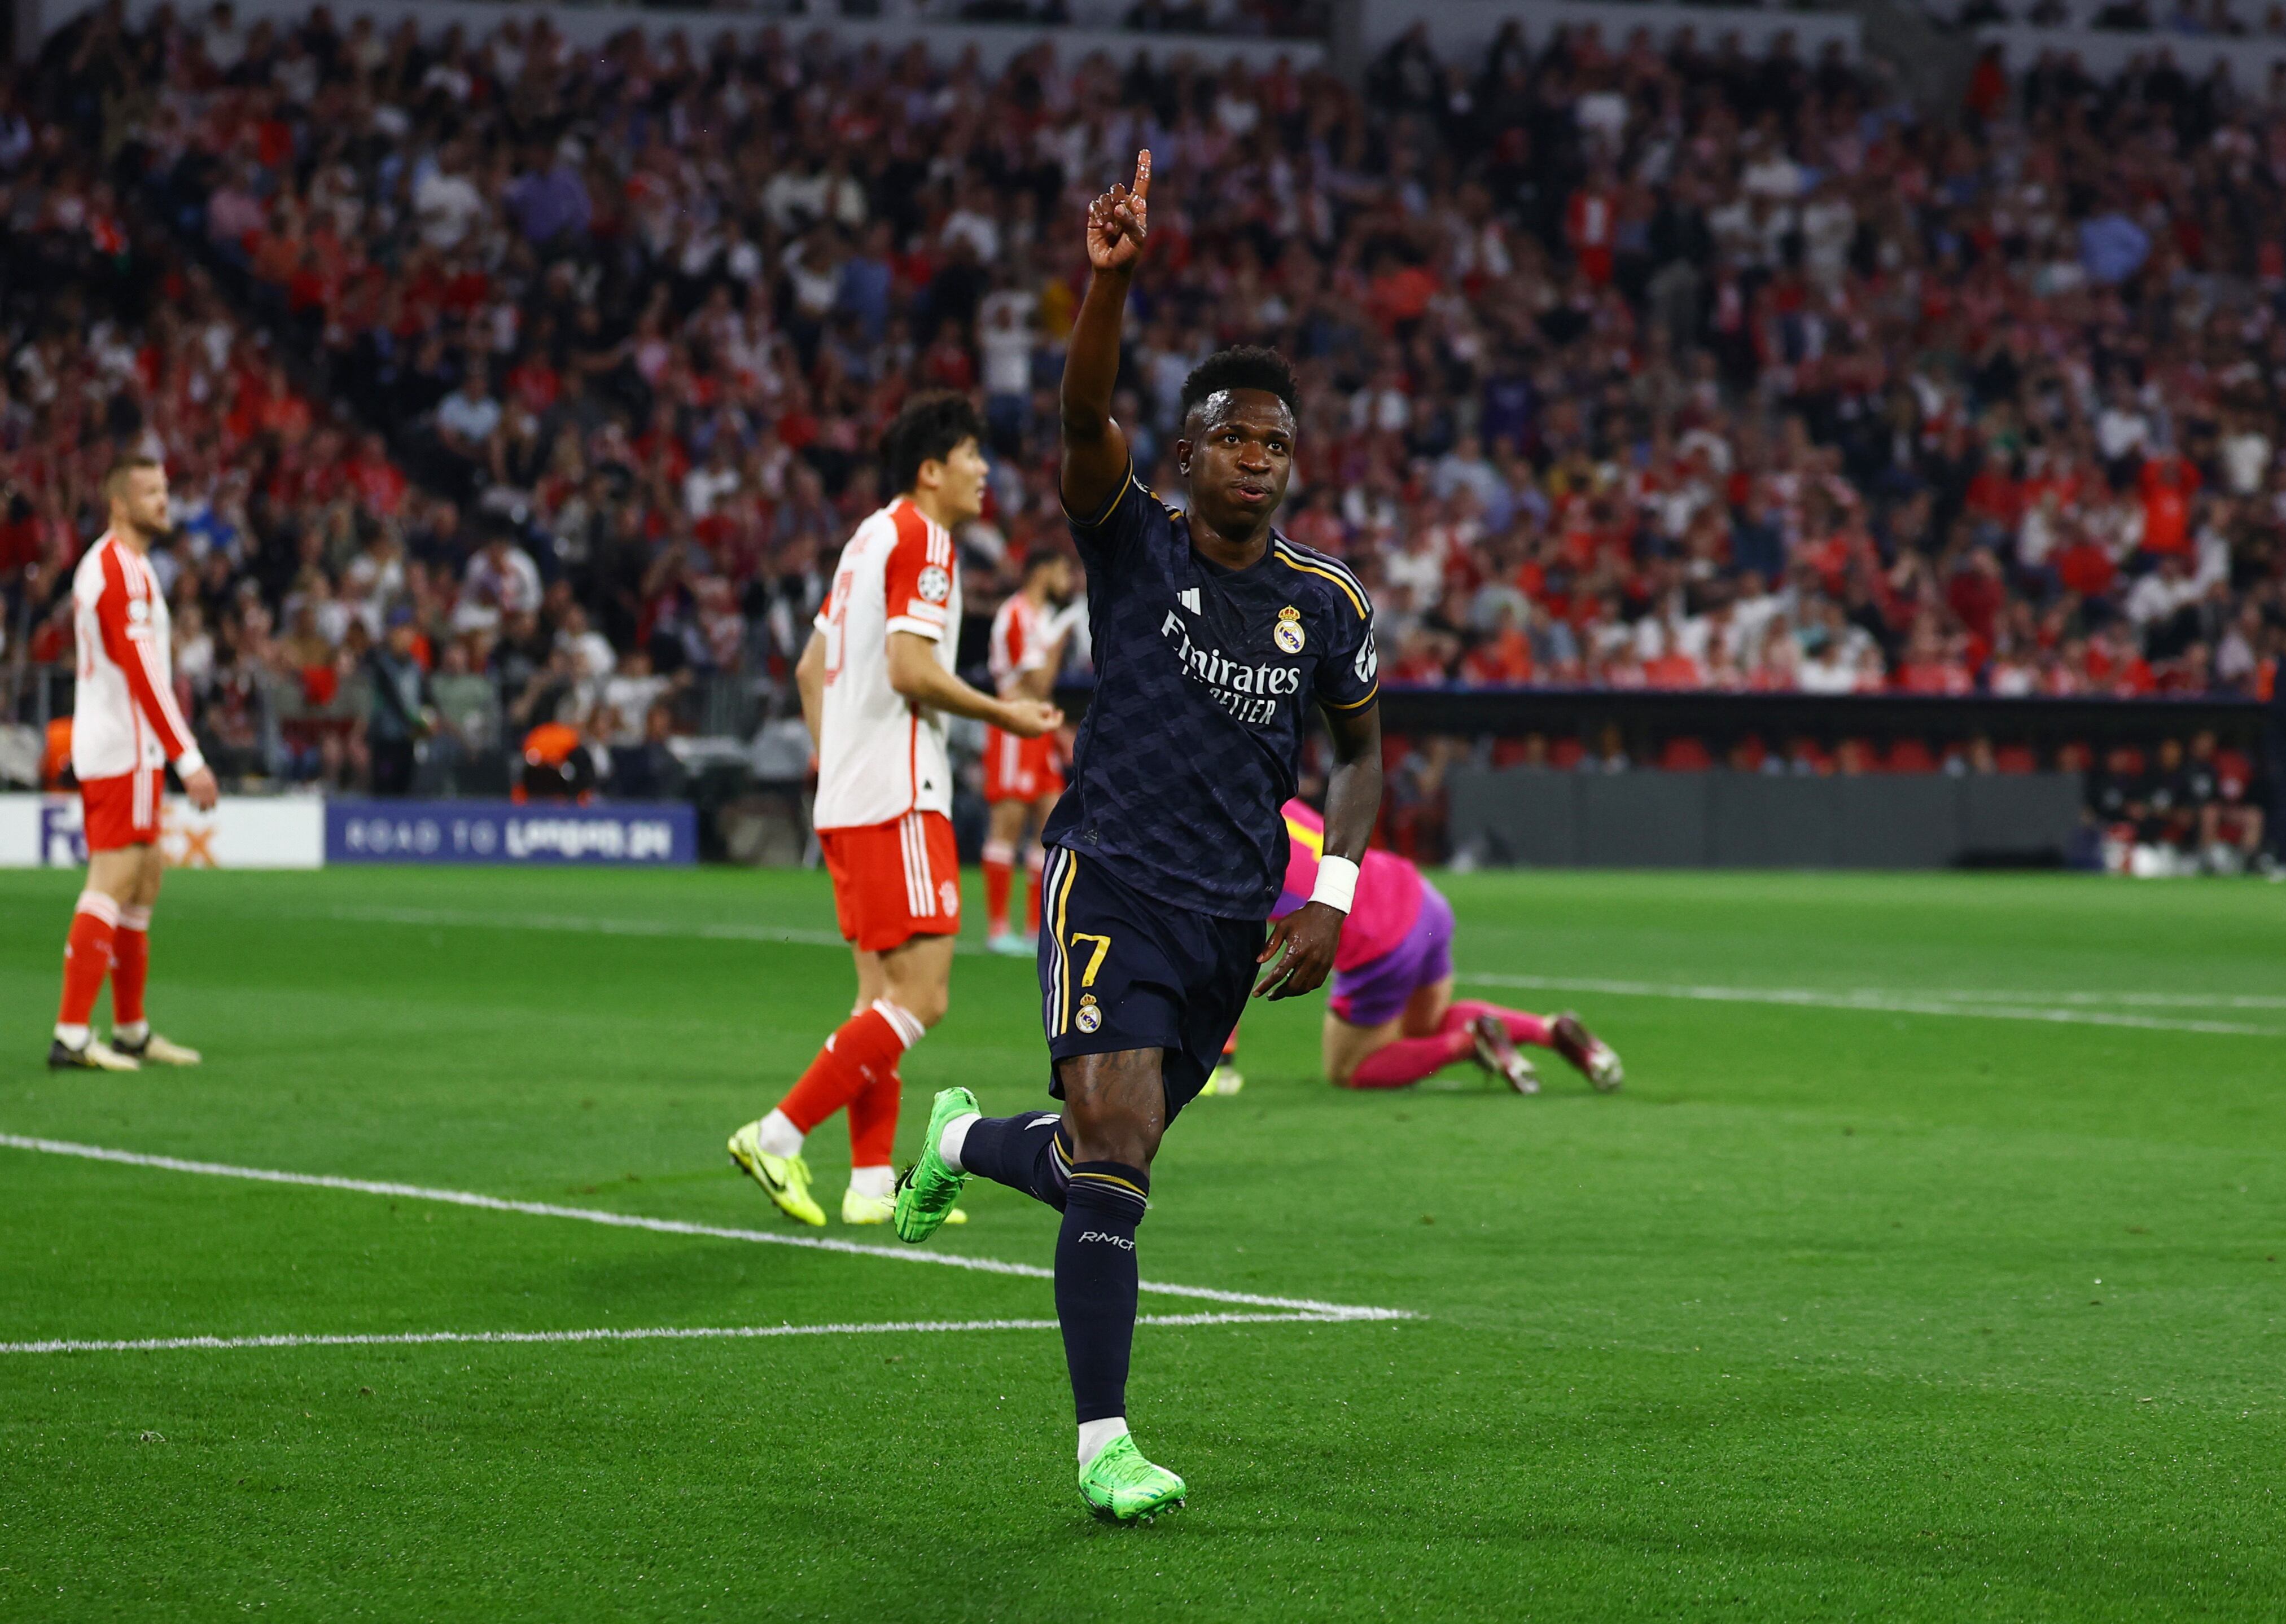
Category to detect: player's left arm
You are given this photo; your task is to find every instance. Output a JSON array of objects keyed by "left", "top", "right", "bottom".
[
  {"left": 1256, "top": 585, "right": 1382, "bottom": 999},
  {"left": 1255, "top": 698, "right": 1381, "bottom": 999},
  {"left": 886, "top": 633, "right": 1062, "bottom": 738},
  {"left": 93, "top": 555, "right": 219, "bottom": 810}
]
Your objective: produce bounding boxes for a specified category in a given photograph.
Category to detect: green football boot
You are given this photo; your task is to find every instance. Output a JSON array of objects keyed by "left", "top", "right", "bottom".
[
  {"left": 726, "top": 1120, "right": 826, "bottom": 1227},
  {"left": 1078, "top": 1434, "right": 1186, "bottom": 1522},
  {"left": 843, "top": 1186, "right": 966, "bottom": 1226},
  {"left": 892, "top": 1086, "right": 979, "bottom": 1243}
]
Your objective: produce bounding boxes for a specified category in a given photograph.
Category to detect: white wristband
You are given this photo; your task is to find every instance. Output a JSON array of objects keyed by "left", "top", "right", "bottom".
[{"left": 1310, "top": 854, "right": 1359, "bottom": 914}]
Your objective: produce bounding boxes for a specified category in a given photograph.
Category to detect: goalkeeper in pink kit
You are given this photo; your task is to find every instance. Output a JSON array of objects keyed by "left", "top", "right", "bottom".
[{"left": 1205, "top": 800, "right": 1623, "bottom": 1096}]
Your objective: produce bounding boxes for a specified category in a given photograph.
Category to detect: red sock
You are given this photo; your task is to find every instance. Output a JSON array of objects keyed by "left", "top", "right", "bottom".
[
  {"left": 112, "top": 905, "right": 151, "bottom": 1025},
  {"left": 1221, "top": 1025, "right": 1240, "bottom": 1060},
  {"left": 982, "top": 841, "right": 1015, "bottom": 936},
  {"left": 1024, "top": 855, "right": 1045, "bottom": 932},
  {"left": 1343, "top": 1029, "right": 1473, "bottom": 1088},
  {"left": 1443, "top": 1000, "right": 1552, "bottom": 1048},
  {"left": 847, "top": 1064, "right": 902, "bottom": 1170},
  {"left": 778, "top": 1001, "right": 922, "bottom": 1133},
  {"left": 58, "top": 893, "right": 120, "bottom": 1028}
]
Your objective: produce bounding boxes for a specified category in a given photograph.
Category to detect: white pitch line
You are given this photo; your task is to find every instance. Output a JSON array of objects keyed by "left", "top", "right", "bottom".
[
  {"left": 1456, "top": 973, "right": 2283, "bottom": 1038},
  {"left": 1873, "top": 987, "right": 2286, "bottom": 1012},
  {"left": 321, "top": 904, "right": 2281, "bottom": 1030},
  {"left": 0, "top": 1135, "right": 1406, "bottom": 1323},
  {"left": 0, "top": 1311, "right": 1346, "bottom": 1358}
]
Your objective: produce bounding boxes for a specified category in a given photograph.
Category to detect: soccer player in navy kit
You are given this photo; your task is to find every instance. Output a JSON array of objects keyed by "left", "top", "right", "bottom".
[{"left": 894, "top": 151, "right": 1385, "bottom": 1521}]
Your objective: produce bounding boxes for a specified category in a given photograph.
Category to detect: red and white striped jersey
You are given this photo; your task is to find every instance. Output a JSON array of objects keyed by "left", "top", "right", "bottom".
[
  {"left": 811, "top": 497, "right": 961, "bottom": 830},
  {"left": 71, "top": 532, "right": 204, "bottom": 780},
  {"left": 987, "top": 591, "right": 1050, "bottom": 696}
]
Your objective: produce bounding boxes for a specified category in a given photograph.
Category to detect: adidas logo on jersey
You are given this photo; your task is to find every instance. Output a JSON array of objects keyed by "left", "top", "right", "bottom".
[{"left": 1177, "top": 587, "right": 1201, "bottom": 613}]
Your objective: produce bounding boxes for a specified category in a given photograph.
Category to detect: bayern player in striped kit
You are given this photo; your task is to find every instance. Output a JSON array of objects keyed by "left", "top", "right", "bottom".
[
  {"left": 981, "top": 546, "right": 1079, "bottom": 954},
  {"left": 726, "top": 395, "right": 1061, "bottom": 1225},
  {"left": 49, "top": 457, "right": 218, "bottom": 1072}
]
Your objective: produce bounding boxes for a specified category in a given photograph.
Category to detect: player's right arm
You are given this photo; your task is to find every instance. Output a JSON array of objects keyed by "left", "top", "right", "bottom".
[
  {"left": 91, "top": 549, "right": 219, "bottom": 810},
  {"left": 886, "top": 633, "right": 1060, "bottom": 738},
  {"left": 1060, "top": 150, "right": 1150, "bottom": 524}
]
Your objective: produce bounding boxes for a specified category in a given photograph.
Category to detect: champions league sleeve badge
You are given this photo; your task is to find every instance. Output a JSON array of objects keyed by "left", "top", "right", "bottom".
[{"left": 1273, "top": 604, "right": 1305, "bottom": 655}]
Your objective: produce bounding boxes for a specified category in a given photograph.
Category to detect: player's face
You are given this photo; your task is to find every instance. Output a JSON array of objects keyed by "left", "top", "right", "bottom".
[
  {"left": 117, "top": 468, "right": 170, "bottom": 541},
  {"left": 1177, "top": 389, "right": 1294, "bottom": 536},
  {"left": 931, "top": 436, "right": 990, "bottom": 524}
]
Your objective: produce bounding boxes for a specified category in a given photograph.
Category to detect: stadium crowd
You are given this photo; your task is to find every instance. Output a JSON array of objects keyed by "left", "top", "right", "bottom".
[{"left": 2, "top": 1, "right": 2283, "bottom": 820}]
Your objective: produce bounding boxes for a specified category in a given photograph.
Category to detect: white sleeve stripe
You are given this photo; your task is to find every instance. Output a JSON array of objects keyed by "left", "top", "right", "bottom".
[{"left": 132, "top": 634, "right": 194, "bottom": 752}]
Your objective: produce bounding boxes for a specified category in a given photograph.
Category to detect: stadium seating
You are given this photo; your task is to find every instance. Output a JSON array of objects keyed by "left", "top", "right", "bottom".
[{"left": 2, "top": 0, "right": 2281, "bottom": 815}]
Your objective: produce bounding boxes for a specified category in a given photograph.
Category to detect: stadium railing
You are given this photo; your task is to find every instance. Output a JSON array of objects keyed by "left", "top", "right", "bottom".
[
  {"left": 1049, "top": 681, "right": 2270, "bottom": 763},
  {"left": 1366, "top": 686, "right": 2271, "bottom": 760},
  {"left": 1055, "top": 681, "right": 2278, "bottom": 867}
]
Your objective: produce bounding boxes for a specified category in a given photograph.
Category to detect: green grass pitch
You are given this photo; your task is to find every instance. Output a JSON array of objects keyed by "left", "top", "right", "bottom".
[{"left": 3, "top": 863, "right": 2283, "bottom": 1620}]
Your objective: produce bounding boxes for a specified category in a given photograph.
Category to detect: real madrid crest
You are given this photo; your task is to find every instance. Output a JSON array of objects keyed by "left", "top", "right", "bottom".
[
  {"left": 1076, "top": 993, "right": 1102, "bottom": 1034},
  {"left": 1273, "top": 604, "right": 1305, "bottom": 655}
]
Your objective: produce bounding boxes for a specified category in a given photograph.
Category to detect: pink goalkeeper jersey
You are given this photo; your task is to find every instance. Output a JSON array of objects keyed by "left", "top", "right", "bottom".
[{"left": 1272, "top": 798, "right": 1424, "bottom": 972}]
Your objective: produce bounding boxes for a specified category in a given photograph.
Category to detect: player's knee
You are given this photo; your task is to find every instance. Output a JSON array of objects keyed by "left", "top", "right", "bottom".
[
  {"left": 1073, "top": 1123, "right": 1159, "bottom": 1168},
  {"left": 1066, "top": 1103, "right": 1160, "bottom": 1167},
  {"left": 895, "top": 983, "right": 950, "bottom": 1029}
]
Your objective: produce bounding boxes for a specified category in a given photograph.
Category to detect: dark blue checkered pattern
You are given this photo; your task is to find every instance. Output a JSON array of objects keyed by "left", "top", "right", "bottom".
[{"left": 1043, "top": 468, "right": 1378, "bottom": 920}]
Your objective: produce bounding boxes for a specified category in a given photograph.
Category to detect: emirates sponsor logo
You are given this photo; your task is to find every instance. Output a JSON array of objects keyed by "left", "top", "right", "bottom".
[{"left": 1158, "top": 609, "right": 1301, "bottom": 726}]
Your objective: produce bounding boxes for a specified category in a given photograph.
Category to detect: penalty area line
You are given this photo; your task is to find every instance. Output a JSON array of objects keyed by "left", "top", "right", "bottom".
[
  {"left": 0, "top": 1310, "right": 1354, "bottom": 1358},
  {"left": 0, "top": 1135, "right": 1408, "bottom": 1324}
]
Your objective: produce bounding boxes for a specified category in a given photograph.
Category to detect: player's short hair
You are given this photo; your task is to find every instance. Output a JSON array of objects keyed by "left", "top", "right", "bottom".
[
  {"left": 104, "top": 455, "right": 163, "bottom": 504},
  {"left": 1179, "top": 346, "right": 1298, "bottom": 425},
  {"left": 1022, "top": 544, "right": 1067, "bottom": 579},
  {"left": 882, "top": 392, "right": 986, "bottom": 495}
]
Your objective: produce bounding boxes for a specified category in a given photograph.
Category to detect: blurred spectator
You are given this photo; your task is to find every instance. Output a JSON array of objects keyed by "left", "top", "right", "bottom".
[
  {"left": 2, "top": 0, "right": 2282, "bottom": 846},
  {"left": 364, "top": 605, "right": 432, "bottom": 796}
]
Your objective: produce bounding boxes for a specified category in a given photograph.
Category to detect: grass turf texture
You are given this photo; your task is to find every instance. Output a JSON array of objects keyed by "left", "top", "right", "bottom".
[{"left": 2, "top": 866, "right": 2282, "bottom": 1621}]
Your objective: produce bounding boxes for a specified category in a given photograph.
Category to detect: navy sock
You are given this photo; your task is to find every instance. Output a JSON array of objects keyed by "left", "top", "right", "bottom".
[
  {"left": 959, "top": 1113, "right": 1071, "bottom": 1211},
  {"left": 1057, "top": 1161, "right": 1149, "bottom": 1425}
]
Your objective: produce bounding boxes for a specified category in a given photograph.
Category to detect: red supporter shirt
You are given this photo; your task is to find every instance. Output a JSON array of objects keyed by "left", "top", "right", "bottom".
[{"left": 2138, "top": 457, "right": 2199, "bottom": 555}]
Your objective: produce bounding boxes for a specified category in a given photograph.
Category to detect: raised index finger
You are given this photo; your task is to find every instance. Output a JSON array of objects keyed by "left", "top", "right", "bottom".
[{"left": 1132, "top": 148, "right": 1151, "bottom": 200}]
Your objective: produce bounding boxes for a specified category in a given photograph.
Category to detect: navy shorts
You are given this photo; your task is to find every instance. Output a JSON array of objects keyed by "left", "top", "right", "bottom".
[{"left": 1035, "top": 845, "right": 1266, "bottom": 1121}]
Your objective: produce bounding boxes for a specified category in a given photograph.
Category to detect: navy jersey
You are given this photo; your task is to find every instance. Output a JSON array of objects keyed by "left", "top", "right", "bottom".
[{"left": 1043, "top": 464, "right": 1378, "bottom": 919}]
